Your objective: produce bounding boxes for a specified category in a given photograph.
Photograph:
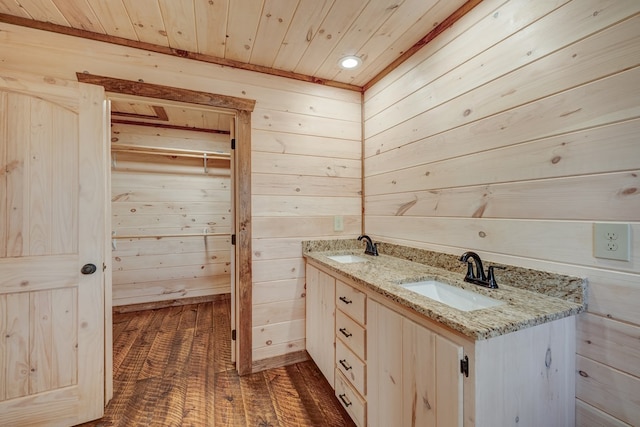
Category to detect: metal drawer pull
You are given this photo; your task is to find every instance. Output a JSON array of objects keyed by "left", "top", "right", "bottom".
[
  {"left": 339, "top": 359, "right": 352, "bottom": 370},
  {"left": 339, "top": 328, "right": 352, "bottom": 338},
  {"left": 339, "top": 296, "right": 352, "bottom": 304},
  {"left": 338, "top": 393, "right": 352, "bottom": 407}
]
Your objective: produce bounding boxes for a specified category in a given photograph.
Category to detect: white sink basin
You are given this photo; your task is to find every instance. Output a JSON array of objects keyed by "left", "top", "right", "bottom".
[
  {"left": 327, "top": 254, "right": 369, "bottom": 264},
  {"left": 401, "top": 280, "right": 505, "bottom": 312}
]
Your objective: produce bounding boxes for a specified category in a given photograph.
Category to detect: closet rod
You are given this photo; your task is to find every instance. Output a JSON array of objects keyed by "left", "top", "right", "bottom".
[
  {"left": 112, "top": 232, "right": 230, "bottom": 239},
  {"left": 111, "top": 143, "right": 230, "bottom": 160}
]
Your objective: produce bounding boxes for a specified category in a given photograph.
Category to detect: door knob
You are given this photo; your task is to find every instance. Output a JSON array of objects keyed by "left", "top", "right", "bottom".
[{"left": 81, "top": 263, "right": 97, "bottom": 275}]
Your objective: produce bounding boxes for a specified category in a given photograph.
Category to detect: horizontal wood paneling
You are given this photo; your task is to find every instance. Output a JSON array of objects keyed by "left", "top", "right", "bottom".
[
  {"left": 0, "top": 20, "right": 361, "bottom": 362},
  {"left": 111, "top": 124, "right": 231, "bottom": 306},
  {"left": 363, "top": 0, "right": 640, "bottom": 423}
]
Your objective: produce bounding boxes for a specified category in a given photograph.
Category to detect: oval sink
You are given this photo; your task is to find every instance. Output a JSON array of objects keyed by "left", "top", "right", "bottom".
[
  {"left": 401, "top": 280, "right": 505, "bottom": 312},
  {"left": 327, "top": 254, "right": 369, "bottom": 264}
]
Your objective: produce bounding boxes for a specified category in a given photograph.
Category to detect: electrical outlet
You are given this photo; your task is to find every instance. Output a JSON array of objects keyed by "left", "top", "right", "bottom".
[
  {"left": 334, "top": 215, "right": 344, "bottom": 232},
  {"left": 593, "top": 223, "right": 630, "bottom": 261}
]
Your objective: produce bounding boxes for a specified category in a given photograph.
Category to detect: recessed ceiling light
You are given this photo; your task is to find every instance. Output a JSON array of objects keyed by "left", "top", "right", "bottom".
[{"left": 339, "top": 55, "right": 362, "bottom": 69}]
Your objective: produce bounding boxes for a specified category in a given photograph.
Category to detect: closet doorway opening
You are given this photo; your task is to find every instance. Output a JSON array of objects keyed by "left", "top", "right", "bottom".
[{"left": 77, "top": 72, "right": 257, "bottom": 397}]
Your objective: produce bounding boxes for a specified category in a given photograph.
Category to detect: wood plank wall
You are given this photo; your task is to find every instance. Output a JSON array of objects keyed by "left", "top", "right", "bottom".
[
  {"left": 363, "top": 0, "right": 640, "bottom": 424},
  {"left": 0, "top": 24, "right": 362, "bottom": 363},
  {"left": 110, "top": 123, "right": 231, "bottom": 306}
]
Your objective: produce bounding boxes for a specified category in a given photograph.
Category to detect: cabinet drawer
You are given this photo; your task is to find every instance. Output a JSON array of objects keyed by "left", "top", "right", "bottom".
[
  {"left": 336, "top": 339, "right": 366, "bottom": 396},
  {"left": 335, "top": 370, "right": 366, "bottom": 427},
  {"left": 336, "top": 280, "right": 366, "bottom": 325},
  {"left": 336, "top": 310, "right": 366, "bottom": 360}
]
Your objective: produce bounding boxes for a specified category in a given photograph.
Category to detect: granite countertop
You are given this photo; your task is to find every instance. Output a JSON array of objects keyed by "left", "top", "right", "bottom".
[{"left": 303, "top": 240, "right": 586, "bottom": 341}]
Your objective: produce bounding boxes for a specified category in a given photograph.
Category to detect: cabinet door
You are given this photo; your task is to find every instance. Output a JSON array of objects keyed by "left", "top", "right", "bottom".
[
  {"left": 305, "top": 264, "right": 336, "bottom": 387},
  {"left": 403, "top": 318, "right": 437, "bottom": 426},
  {"left": 435, "top": 335, "right": 464, "bottom": 427},
  {"left": 367, "top": 300, "right": 403, "bottom": 427}
]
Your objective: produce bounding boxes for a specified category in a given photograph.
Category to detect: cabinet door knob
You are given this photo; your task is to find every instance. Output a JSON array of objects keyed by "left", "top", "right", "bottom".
[
  {"left": 339, "top": 328, "right": 352, "bottom": 338},
  {"left": 339, "top": 296, "right": 352, "bottom": 304}
]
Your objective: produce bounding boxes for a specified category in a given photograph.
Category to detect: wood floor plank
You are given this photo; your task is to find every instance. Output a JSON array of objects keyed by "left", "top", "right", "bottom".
[{"left": 76, "top": 299, "right": 355, "bottom": 426}]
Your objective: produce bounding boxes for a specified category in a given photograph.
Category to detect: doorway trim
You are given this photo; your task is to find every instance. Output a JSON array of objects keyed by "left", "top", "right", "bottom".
[{"left": 76, "top": 73, "right": 255, "bottom": 376}]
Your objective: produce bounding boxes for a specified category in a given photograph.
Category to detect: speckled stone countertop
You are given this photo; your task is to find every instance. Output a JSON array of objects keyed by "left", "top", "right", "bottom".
[{"left": 303, "top": 239, "right": 586, "bottom": 341}]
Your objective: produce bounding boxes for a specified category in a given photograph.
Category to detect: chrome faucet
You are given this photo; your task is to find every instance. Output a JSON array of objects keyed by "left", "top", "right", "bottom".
[
  {"left": 459, "top": 251, "right": 503, "bottom": 289},
  {"left": 358, "top": 235, "right": 379, "bottom": 256}
]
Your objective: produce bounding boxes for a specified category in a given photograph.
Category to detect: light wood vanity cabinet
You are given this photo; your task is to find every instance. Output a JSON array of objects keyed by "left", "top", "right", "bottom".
[{"left": 305, "top": 259, "right": 576, "bottom": 426}]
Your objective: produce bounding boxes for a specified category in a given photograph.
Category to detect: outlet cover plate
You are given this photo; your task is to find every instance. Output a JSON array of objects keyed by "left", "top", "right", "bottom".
[
  {"left": 334, "top": 215, "right": 344, "bottom": 232},
  {"left": 593, "top": 223, "right": 630, "bottom": 261}
]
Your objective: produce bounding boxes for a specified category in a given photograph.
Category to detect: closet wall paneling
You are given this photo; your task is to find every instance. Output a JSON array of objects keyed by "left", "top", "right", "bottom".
[{"left": 110, "top": 123, "right": 232, "bottom": 306}]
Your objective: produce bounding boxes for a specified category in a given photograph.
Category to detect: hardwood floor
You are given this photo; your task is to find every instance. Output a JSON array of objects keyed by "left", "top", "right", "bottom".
[{"left": 76, "top": 296, "right": 355, "bottom": 426}]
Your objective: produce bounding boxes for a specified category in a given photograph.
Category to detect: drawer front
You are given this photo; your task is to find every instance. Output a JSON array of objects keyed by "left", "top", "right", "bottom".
[
  {"left": 336, "top": 280, "right": 366, "bottom": 325},
  {"left": 335, "top": 370, "right": 366, "bottom": 427},
  {"left": 336, "top": 310, "right": 366, "bottom": 360},
  {"left": 336, "top": 339, "right": 366, "bottom": 396}
]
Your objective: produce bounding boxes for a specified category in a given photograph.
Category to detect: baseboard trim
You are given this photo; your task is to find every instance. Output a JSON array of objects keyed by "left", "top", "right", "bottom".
[
  {"left": 251, "top": 350, "right": 310, "bottom": 374},
  {"left": 113, "top": 293, "right": 230, "bottom": 313}
]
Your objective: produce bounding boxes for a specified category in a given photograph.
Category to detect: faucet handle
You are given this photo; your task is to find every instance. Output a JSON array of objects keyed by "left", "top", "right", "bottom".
[{"left": 487, "top": 266, "right": 506, "bottom": 289}]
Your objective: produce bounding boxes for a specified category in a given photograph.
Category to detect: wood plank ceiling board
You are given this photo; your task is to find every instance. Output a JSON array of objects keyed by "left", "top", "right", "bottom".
[
  {"left": 271, "top": 0, "right": 335, "bottom": 72},
  {"left": 0, "top": 0, "right": 30, "bottom": 18},
  {"left": 313, "top": 0, "right": 408, "bottom": 80},
  {"left": 194, "top": 0, "right": 229, "bottom": 58},
  {"left": 12, "top": 0, "right": 68, "bottom": 26},
  {"left": 249, "top": 0, "right": 300, "bottom": 68},
  {"left": 121, "top": 0, "right": 169, "bottom": 46},
  {"left": 85, "top": 0, "right": 139, "bottom": 40},
  {"left": 225, "top": 0, "right": 265, "bottom": 63},
  {"left": 52, "top": 0, "right": 104, "bottom": 33},
  {"left": 0, "top": 0, "right": 475, "bottom": 89},
  {"left": 335, "top": 0, "right": 442, "bottom": 84},
  {"left": 293, "top": 0, "right": 369, "bottom": 76},
  {"left": 158, "top": 0, "right": 197, "bottom": 52}
]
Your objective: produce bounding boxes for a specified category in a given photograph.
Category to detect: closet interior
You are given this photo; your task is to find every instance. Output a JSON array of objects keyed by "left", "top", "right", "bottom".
[{"left": 109, "top": 96, "right": 234, "bottom": 307}]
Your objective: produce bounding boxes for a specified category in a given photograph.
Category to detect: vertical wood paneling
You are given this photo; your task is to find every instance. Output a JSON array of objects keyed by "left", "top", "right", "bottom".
[
  {"left": 363, "top": 1, "right": 640, "bottom": 424},
  {"left": 51, "top": 106, "right": 78, "bottom": 254},
  {"left": 0, "top": 91, "right": 6, "bottom": 258},
  {"left": 0, "top": 295, "right": 5, "bottom": 400},
  {"left": 51, "top": 287, "right": 77, "bottom": 388},
  {"left": 29, "top": 290, "right": 52, "bottom": 393},
  {"left": 28, "top": 98, "right": 53, "bottom": 255},
  {"left": 5, "top": 292, "right": 29, "bottom": 399},
  {"left": 5, "top": 94, "right": 28, "bottom": 257}
]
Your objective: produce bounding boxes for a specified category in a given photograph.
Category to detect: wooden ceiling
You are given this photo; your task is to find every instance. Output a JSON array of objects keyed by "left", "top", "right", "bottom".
[{"left": 0, "top": 0, "right": 475, "bottom": 91}]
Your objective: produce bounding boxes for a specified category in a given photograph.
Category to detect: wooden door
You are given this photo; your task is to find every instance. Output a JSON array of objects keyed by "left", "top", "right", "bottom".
[{"left": 0, "top": 71, "right": 107, "bottom": 426}]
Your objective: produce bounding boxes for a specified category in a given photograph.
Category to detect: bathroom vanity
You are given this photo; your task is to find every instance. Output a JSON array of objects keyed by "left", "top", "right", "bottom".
[{"left": 304, "top": 241, "right": 585, "bottom": 427}]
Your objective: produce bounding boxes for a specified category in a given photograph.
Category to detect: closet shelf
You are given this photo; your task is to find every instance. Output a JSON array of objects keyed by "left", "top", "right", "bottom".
[
  {"left": 112, "top": 232, "right": 230, "bottom": 239},
  {"left": 111, "top": 143, "right": 230, "bottom": 160}
]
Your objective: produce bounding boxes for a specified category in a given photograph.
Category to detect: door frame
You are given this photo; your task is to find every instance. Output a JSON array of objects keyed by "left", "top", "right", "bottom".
[{"left": 76, "top": 73, "right": 255, "bottom": 376}]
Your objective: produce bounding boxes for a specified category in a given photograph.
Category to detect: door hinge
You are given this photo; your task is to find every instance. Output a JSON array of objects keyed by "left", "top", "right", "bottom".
[
  {"left": 460, "top": 355, "right": 469, "bottom": 377},
  {"left": 231, "top": 329, "right": 236, "bottom": 341},
  {"left": 231, "top": 138, "right": 236, "bottom": 150},
  {"left": 231, "top": 234, "right": 236, "bottom": 245}
]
